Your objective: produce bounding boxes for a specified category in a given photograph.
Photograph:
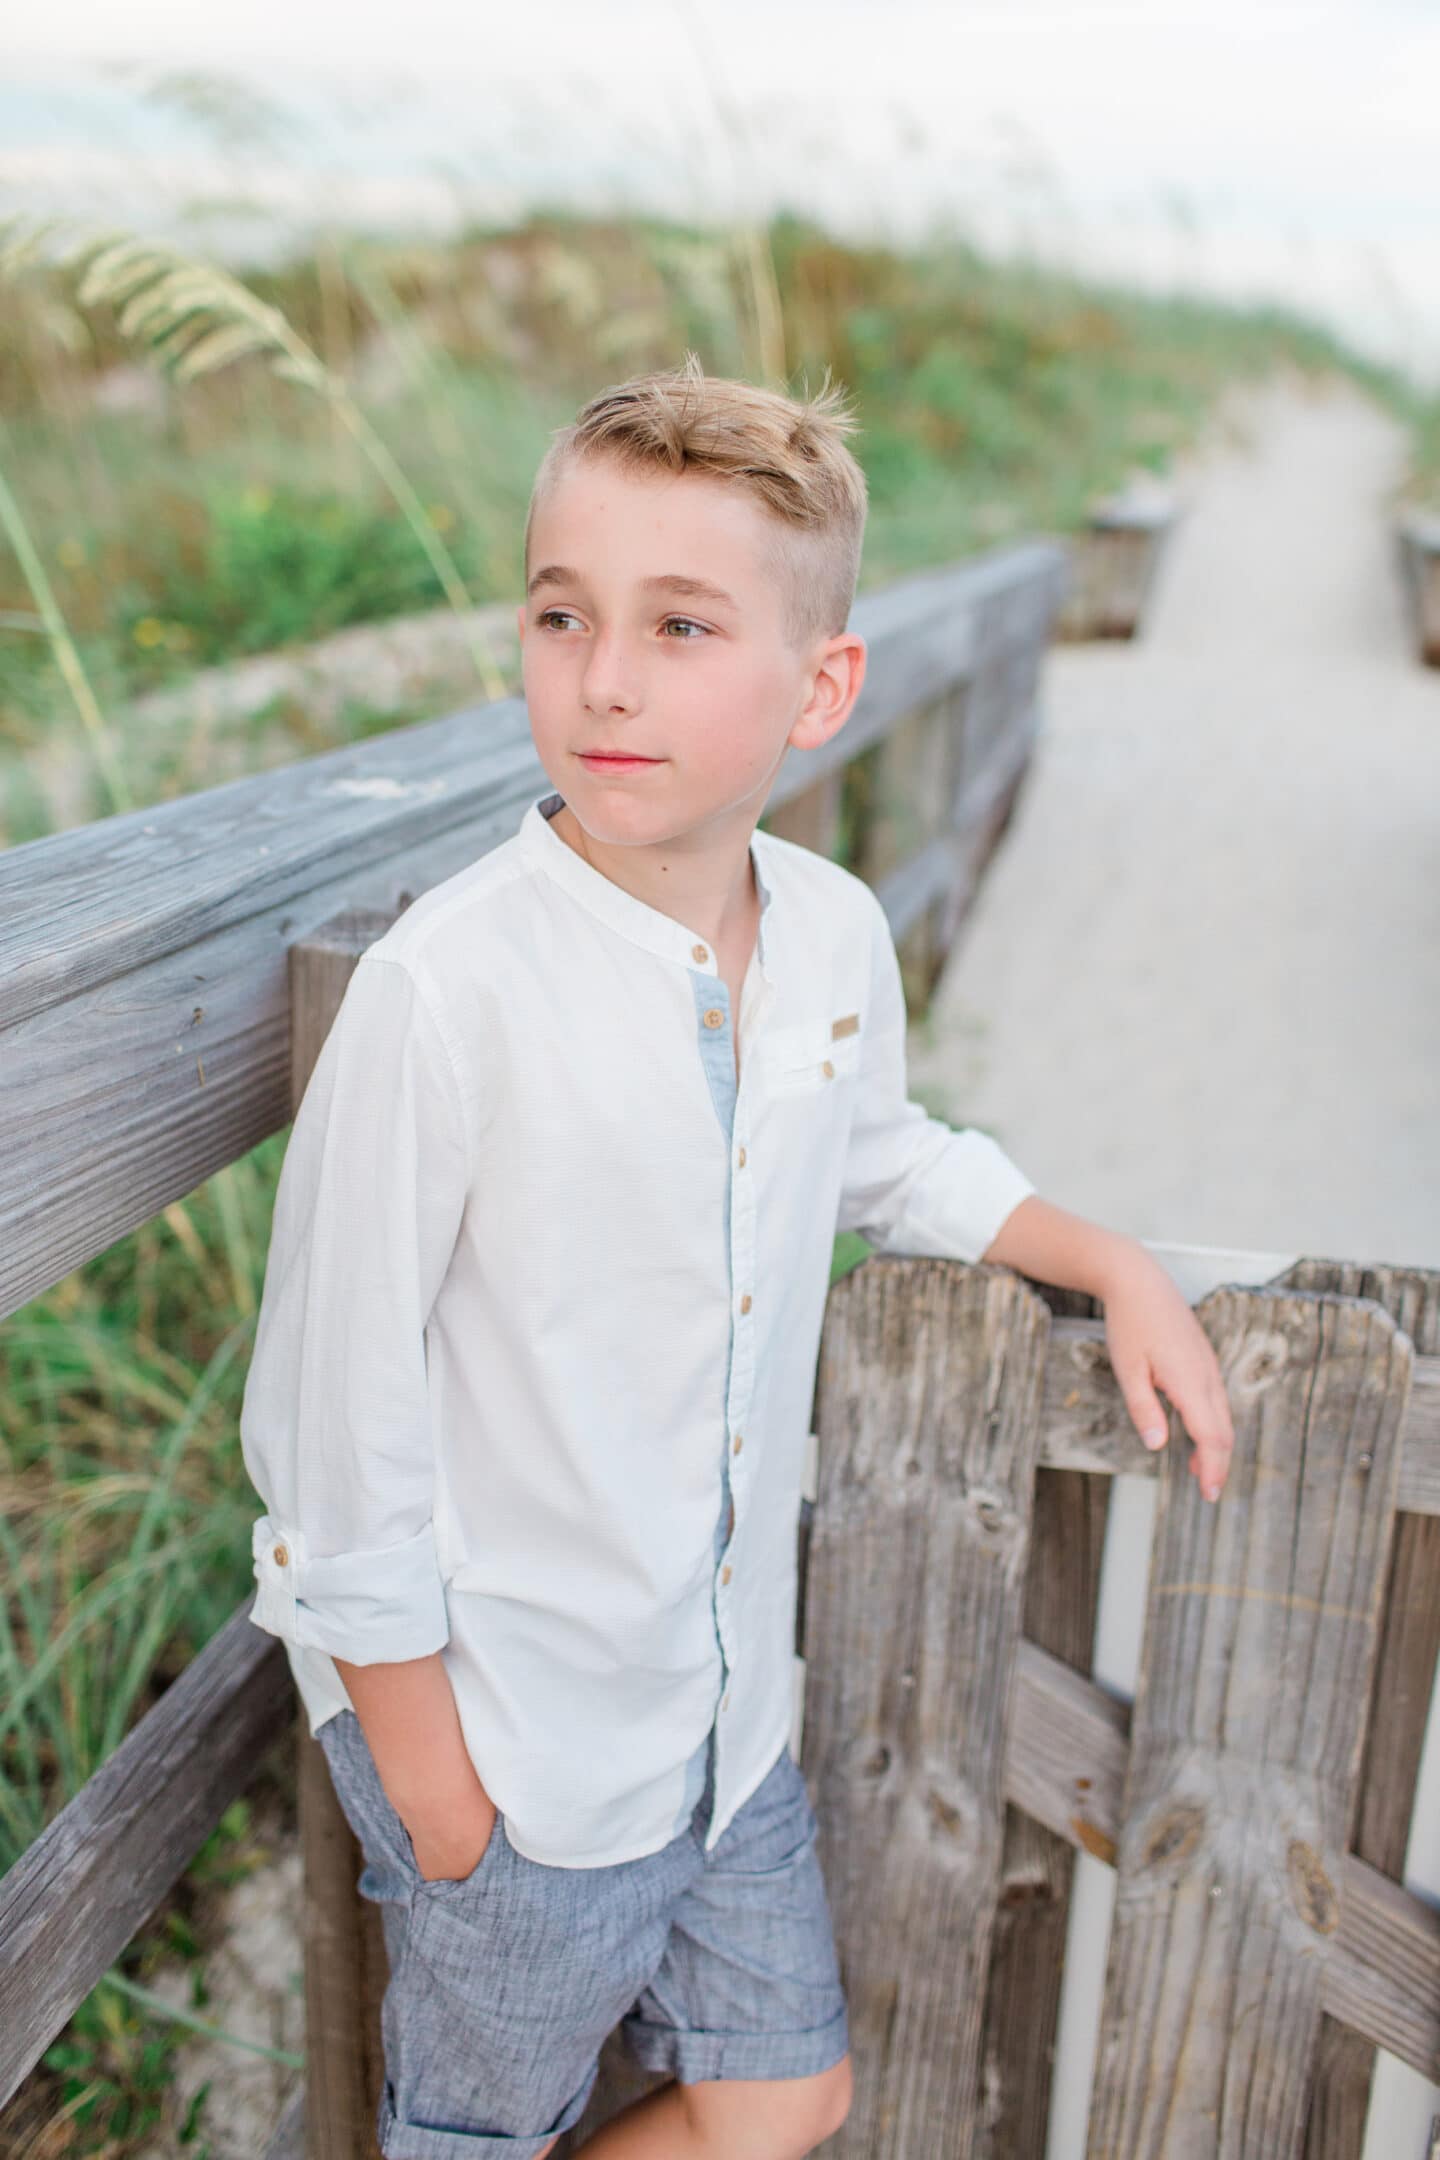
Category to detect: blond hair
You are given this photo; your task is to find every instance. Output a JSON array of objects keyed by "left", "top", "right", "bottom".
[{"left": 524, "top": 351, "right": 868, "bottom": 651}]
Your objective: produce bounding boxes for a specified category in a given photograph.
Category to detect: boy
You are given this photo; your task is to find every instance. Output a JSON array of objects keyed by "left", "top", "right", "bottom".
[{"left": 240, "top": 354, "right": 1235, "bottom": 2159}]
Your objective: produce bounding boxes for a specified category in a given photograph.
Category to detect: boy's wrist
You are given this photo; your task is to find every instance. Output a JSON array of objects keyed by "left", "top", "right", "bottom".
[
  {"left": 1089, "top": 1229, "right": 1162, "bottom": 1303},
  {"left": 385, "top": 1755, "right": 493, "bottom": 1828}
]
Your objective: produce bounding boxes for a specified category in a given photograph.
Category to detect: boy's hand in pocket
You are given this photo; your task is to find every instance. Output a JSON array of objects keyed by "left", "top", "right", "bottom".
[{"left": 407, "top": 1793, "right": 500, "bottom": 1884}]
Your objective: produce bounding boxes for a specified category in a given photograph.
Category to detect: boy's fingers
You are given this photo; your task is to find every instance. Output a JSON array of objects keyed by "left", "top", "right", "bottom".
[
  {"left": 1118, "top": 1372, "right": 1169, "bottom": 1451},
  {"left": 1185, "top": 1414, "right": 1234, "bottom": 1502},
  {"left": 1150, "top": 1368, "right": 1234, "bottom": 1504}
]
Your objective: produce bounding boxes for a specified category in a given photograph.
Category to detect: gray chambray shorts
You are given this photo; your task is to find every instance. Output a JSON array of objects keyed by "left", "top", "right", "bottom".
[{"left": 314, "top": 1707, "right": 850, "bottom": 2158}]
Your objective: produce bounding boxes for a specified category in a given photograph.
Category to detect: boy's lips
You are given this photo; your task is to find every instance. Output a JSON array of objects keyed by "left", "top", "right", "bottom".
[{"left": 577, "top": 752, "right": 664, "bottom": 771}]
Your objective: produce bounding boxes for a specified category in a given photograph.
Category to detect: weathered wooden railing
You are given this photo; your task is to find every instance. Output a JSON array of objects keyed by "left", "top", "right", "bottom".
[
  {"left": 0, "top": 539, "right": 1066, "bottom": 2150},
  {"left": 1056, "top": 477, "right": 1179, "bottom": 641},
  {"left": 1395, "top": 508, "right": 1440, "bottom": 667}
]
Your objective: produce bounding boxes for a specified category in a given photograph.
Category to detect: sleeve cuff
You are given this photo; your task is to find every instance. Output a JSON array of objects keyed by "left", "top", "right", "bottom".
[
  {"left": 890, "top": 1129, "right": 1037, "bottom": 1265},
  {"left": 248, "top": 1513, "right": 450, "bottom": 1664}
]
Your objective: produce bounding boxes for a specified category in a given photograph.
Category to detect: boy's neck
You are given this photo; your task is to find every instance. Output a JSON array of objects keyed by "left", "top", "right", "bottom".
[{"left": 547, "top": 799, "right": 760, "bottom": 956}]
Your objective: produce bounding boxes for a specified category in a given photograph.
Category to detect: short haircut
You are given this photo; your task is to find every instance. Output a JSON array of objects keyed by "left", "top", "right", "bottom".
[{"left": 524, "top": 350, "right": 869, "bottom": 652}]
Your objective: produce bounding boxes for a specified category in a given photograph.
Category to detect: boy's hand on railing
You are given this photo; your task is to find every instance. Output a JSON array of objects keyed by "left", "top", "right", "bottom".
[{"left": 1096, "top": 1239, "right": 1236, "bottom": 1502}]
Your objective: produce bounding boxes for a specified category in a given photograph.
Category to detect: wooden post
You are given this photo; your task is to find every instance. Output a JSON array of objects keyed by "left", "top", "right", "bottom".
[
  {"left": 1395, "top": 512, "right": 1440, "bottom": 667},
  {"left": 1085, "top": 1285, "right": 1412, "bottom": 2160},
  {"left": 803, "top": 1254, "right": 1052, "bottom": 2154},
  {"left": 1055, "top": 486, "right": 1177, "bottom": 641},
  {"left": 977, "top": 1283, "right": 1113, "bottom": 2158},
  {"left": 290, "top": 908, "right": 406, "bottom": 2160},
  {"left": 1293, "top": 1265, "right": 1440, "bottom": 2160}
]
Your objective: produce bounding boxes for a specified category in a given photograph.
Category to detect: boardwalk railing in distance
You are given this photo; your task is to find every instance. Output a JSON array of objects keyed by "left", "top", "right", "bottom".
[
  {"left": 1395, "top": 508, "right": 1440, "bottom": 667},
  {"left": 0, "top": 539, "right": 1062, "bottom": 2151},
  {"left": 1056, "top": 477, "right": 1179, "bottom": 641}
]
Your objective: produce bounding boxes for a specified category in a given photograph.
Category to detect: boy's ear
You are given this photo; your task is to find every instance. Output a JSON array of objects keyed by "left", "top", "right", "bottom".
[{"left": 794, "top": 631, "right": 866, "bottom": 752}]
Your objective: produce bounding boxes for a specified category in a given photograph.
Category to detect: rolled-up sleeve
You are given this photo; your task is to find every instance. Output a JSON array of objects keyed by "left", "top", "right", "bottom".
[
  {"left": 836, "top": 885, "right": 1036, "bottom": 1264},
  {"left": 240, "top": 952, "right": 471, "bottom": 1665}
]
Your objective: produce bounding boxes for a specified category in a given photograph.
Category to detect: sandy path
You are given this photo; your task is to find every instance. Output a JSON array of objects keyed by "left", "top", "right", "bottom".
[{"left": 910, "top": 368, "right": 1438, "bottom": 1267}]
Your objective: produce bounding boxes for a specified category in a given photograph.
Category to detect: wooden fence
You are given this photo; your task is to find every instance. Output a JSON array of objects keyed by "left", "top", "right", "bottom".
[{"left": 3, "top": 531, "right": 1436, "bottom": 2157}]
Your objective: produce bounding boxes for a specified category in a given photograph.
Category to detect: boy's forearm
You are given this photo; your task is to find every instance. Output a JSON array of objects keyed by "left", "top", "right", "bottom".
[
  {"left": 980, "top": 1192, "right": 1143, "bottom": 1300},
  {"left": 331, "top": 1649, "right": 491, "bottom": 1826}
]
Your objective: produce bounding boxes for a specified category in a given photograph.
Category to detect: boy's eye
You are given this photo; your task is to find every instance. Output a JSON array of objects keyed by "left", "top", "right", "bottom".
[{"left": 534, "top": 608, "right": 709, "bottom": 641}]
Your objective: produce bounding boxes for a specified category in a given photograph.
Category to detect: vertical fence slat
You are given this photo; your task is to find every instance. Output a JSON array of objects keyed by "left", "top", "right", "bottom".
[
  {"left": 803, "top": 1254, "right": 1051, "bottom": 2156},
  {"left": 852, "top": 689, "right": 964, "bottom": 1009},
  {"left": 979, "top": 1288, "right": 1113, "bottom": 2157},
  {"left": 290, "top": 912, "right": 401, "bottom": 2160},
  {"left": 1086, "top": 1286, "right": 1413, "bottom": 2160},
  {"left": 1291, "top": 1266, "right": 1440, "bottom": 2160}
]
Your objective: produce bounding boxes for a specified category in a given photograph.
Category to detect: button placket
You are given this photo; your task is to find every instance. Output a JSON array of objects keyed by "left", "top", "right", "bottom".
[
  {"left": 715, "top": 1055, "right": 760, "bottom": 1767},
  {"left": 703, "top": 926, "right": 771, "bottom": 1822}
]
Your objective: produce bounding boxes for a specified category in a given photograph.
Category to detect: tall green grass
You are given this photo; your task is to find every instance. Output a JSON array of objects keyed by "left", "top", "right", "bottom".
[{"left": 1, "top": 190, "right": 1431, "bottom": 2154}]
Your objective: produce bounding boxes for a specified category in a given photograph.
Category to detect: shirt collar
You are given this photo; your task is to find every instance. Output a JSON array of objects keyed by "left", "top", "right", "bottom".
[{"left": 519, "top": 790, "right": 774, "bottom": 975}]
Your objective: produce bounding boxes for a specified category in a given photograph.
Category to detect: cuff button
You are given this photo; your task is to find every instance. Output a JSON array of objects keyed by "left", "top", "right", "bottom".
[{"left": 272, "top": 1543, "right": 289, "bottom": 1566}]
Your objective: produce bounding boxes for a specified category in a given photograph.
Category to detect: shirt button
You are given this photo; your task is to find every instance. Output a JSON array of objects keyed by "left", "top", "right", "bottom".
[
  {"left": 722, "top": 1690, "right": 732, "bottom": 1711},
  {"left": 733, "top": 1434, "right": 743, "bottom": 1454},
  {"left": 721, "top": 1563, "right": 732, "bottom": 1585},
  {"left": 822, "top": 1059, "right": 835, "bottom": 1078},
  {"left": 737, "top": 1146, "right": 747, "bottom": 1168},
  {"left": 703, "top": 1007, "right": 725, "bottom": 1029},
  {"left": 273, "top": 1543, "right": 289, "bottom": 1566},
  {"left": 692, "top": 942, "right": 709, "bottom": 964},
  {"left": 739, "top": 1294, "right": 752, "bottom": 1314}
]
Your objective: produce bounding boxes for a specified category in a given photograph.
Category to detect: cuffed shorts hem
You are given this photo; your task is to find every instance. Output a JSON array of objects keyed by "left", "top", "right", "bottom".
[
  {"left": 376, "top": 2060, "right": 598, "bottom": 2158},
  {"left": 621, "top": 2001, "right": 851, "bottom": 2085}
]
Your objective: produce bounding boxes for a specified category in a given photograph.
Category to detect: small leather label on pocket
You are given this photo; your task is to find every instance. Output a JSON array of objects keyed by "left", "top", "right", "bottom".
[{"left": 831, "top": 1013, "right": 860, "bottom": 1040}]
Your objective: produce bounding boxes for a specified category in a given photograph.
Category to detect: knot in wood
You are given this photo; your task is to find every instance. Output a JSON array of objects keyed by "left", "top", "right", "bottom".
[
  {"left": 1140, "top": 1802, "right": 1206, "bottom": 1876},
  {"left": 1238, "top": 1328, "right": 1290, "bottom": 1393},
  {"left": 1286, "top": 1839, "right": 1339, "bottom": 1934},
  {"left": 970, "top": 1489, "right": 1009, "bottom": 1535}
]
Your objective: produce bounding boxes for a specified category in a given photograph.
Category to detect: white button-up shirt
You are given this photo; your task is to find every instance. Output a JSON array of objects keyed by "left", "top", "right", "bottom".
[{"left": 241, "top": 787, "right": 1035, "bottom": 1866}]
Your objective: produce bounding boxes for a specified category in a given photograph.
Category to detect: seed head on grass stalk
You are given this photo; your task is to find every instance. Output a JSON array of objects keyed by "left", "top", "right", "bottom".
[{"left": 0, "top": 215, "right": 510, "bottom": 704}]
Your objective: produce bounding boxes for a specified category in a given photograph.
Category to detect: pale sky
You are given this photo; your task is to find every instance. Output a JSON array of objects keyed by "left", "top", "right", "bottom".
[{"left": 6, "top": 0, "right": 1439, "bottom": 385}]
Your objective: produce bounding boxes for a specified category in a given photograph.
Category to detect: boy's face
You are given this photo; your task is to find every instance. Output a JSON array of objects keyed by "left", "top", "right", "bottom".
[{"left": 517, "top": 452, "right": 865, "bottom": 854}]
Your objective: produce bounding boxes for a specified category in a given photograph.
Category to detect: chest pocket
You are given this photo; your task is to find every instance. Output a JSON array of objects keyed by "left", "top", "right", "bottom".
[{"left": 760, "top": 1017, "right": 863, "bottom": 1097}]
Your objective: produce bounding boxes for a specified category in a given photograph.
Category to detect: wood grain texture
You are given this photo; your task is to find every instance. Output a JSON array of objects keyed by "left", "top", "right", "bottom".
[
  {"left": 300, "top": 1726, "right": 387, "bottom": 2160},
  {"left": 10, "top": 1286, "right": 1435, "bottom": 2117},
  {"left": 1085, "top": 1286, "right": 1412, "bottom": 2160},
  {"left": 1029, "top": 1311, "right": 1439, "bottom": 1519},
  {"left": 1292, "top": 1265, "right": 1440, "bottom": 2160},
  {"left": 287, "top": 923, "right": 391, "bottom": 2160},
  {"left": 978, "top": 1284, "right": 1112, "bottom": 2160},
  {"left": 0, "top": 1609, "right": 294, "bottom": 2108},
  {"left": 802, "top": 1254, "right": 1052, "bottom": 2157}
]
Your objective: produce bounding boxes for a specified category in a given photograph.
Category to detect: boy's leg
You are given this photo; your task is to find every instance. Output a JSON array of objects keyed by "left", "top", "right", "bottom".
[
  {"left": 315, "top": 1707, "right": 688, "bottom": 2158},
  {"left": 613, "top": 1739, "right": 852, "bottom": 2154},
  {"left": 576, "top": 2057, "right": 853, "bottom": 2158}
]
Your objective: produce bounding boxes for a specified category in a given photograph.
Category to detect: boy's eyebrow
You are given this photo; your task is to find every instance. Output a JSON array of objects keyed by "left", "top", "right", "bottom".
[{"left": 527, "top": 564, "right": 742, "bottom": 612}]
